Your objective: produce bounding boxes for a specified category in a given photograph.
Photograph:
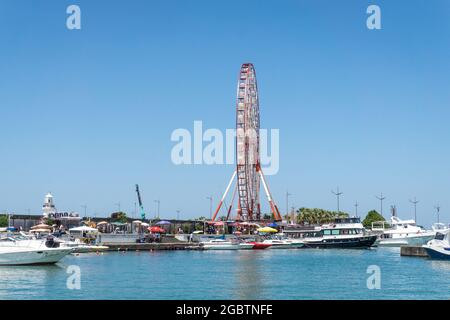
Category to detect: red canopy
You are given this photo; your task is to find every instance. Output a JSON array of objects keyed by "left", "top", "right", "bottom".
[{"left": 148, "top": 226, "right": 166, "bottom": 233}]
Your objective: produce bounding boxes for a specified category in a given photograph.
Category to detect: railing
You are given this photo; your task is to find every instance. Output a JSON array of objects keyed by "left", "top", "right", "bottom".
[{"left": 97, "top": 233, "right": 140, "bottom": 244}]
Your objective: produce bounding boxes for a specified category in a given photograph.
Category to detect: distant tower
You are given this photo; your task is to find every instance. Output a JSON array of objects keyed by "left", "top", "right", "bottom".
[{"left": 42, "top": 192, "right": 57, "bottom": 217}]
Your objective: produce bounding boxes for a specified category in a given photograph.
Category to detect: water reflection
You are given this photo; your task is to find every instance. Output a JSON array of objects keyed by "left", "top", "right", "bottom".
[
  {"left": 232, "top": 251, "right": 268, "bottom": 300},
  {"left": 430, "top": 260, "right": 450, "bottom": 272},
  {"left": 0, "top": 264, "right": 64, "bottom": 299}
]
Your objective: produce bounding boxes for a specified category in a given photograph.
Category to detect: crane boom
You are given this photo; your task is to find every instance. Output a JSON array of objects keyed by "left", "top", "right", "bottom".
[{"left": 135, "top": 184, "right": 145, "bottom": 220}]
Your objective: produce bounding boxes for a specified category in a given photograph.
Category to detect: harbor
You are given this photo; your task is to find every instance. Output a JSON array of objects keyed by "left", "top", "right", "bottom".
[{"left": 2, "top": 0, "right": 450, "bottom": 303}]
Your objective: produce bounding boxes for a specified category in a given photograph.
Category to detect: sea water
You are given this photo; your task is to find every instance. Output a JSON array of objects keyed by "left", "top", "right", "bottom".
[{"left": 1, "top": 248, "right": 449, "bottom": 300}]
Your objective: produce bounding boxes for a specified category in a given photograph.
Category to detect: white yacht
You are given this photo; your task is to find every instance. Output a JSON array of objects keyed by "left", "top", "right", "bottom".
[
  {"left": 261, "top": 236, "right": 304, "bottom": 249},
  {"left": 423, "top": 229, "right": 450, "bottom": 260},
  {"left": 302, "top": 218, "right": 377, "bottom": 248},
  {"left": 199, "top": 238, "right": 240, "bottom": 250},
  {"left": 0, "top": 235, "right": 73, "bottom": 265},
  {"left": 372, "top": 216, "right": 435, "bottom": 247},
  {"left": 431, "top": 223, "right": 450, "bottom": 234}
]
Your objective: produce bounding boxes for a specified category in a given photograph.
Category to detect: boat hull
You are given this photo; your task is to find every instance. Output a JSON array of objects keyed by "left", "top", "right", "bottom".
[
  {"left": 238, "top": 243, "right": 255, "bottom": 250},
  {"left": 376, "top": 234, "right": 435, "bottom": 247},
  {"left": 248, "top": 242, "right": 271, "bottom": 249},
  {"left": 304, "top": 235, "right": 377, "bottom": 249},
  {"left": 0, "top": 248, "right": 72, "bottom": 266},
  {"left": 423, "top": 246, "right": 450, "bottom": 260}
]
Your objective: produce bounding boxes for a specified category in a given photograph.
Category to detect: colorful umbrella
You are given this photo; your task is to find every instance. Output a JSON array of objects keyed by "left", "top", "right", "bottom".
[
  {"left": 149, "top": 226, "right": 166, "bottom": 233},
  {"left": 257, "top": 227, "right": 278, "bottom": 233},
  {"left": 155, "top": 220, "right": 171, "bottom": 225}
]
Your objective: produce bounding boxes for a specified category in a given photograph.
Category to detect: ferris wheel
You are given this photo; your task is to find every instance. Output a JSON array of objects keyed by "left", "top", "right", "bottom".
[{"left": 212, "top": 63, "right": 282, "bottom": 222}]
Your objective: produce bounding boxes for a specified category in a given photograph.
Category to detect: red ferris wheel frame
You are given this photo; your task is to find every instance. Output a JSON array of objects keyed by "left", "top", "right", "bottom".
[{"left": 212, "top": 63, "right": 282, "bottom": 222}]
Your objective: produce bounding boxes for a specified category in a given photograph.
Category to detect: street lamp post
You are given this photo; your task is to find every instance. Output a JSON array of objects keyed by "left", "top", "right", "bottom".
[
  {"left": 206, "top": 196, "right": 213, "bottom": 220},
  {"left": 154, "top": 200, "right": 160, "bottom": 219},
  {"left": 286, "top": 191, "right": 292, "bottom": 217},
  {"left": 409, "top": 197, "right": 419, "bottom": 224},
  {"left": 331, "top": 187, "right": 343, "bottom": 213},
  {"left": 81, "top": 205, "right": 87, "bottom": 218},
  {"left": 435, "top": 205, "right": 440, "bottom": 223},
  {"left": 375, "top": 193, "right": 386, "bottom": 217}
]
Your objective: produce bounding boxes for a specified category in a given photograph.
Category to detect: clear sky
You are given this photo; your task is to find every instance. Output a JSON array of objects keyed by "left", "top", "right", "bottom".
[{"left": 1, "top": 0, "right": 449, "bottom": 226}]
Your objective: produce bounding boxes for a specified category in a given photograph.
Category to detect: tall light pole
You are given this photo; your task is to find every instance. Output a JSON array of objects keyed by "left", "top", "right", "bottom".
[
  {"left": 154, "top": 200, "right": 160, "bottom": 219},
  {"left": 435, "top": 204, "right": 440, "bottom": 223},
  {"left": 354, "top": 201, "right": 359, "bottom": 218},
  {"left": 176, "top": 210, "right": 181, "bottom": 220},
  {"left": 206, "top": 196, "right": 213, "bottom": 220},
  {"left": 81, "top": 205, "right": 87, "bottom": 218},
  {"left": 115, "top": 202, "right": 121, "bottom": 212},
  {"left": 409, "top": 197, "right": 419, "bottom": 223},
  {"left": 331, "top": 187, "right": 343, "bottom": 213},
  {"left": 375, "top": 192, "right": 386, "bottom": 217},
  {"left": 286, "top": 191, "right": 292, "bottom": 217}
]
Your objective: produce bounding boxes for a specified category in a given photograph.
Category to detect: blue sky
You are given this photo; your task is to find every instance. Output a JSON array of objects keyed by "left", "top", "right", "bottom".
[{"left": 0, "top": 0, "right": 449, "bottom": 226}]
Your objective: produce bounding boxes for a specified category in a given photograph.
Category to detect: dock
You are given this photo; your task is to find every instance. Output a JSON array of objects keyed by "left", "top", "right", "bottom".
[
  {"left": 400, "top": 246, "right": 429, "bottom": 258},
  {"left": 102, "top": 242, "right": 203, "bottom": 251}
]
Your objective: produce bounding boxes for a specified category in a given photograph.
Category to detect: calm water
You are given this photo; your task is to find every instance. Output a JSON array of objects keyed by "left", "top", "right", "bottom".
[{"left": 1, "top": 248, "right": 449, "bottom": 300}]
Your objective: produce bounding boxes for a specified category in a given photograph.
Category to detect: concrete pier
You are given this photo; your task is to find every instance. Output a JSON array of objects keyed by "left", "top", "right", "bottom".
[
  {"left": 103, "top": 242, "right": 202, "bottom": 251},
  {"left": 400, "top": 246, "right": 429, "bottom": 258}
]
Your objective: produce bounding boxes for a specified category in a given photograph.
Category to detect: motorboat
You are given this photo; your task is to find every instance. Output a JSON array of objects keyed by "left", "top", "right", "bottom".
[
  {"left": 423, "top": 229, "right": 450, "bottom": 260},
  {"left": 302, "top": 217, "right": 377, "bottom": 249},
  {"left": 372, "top": 216, "right": 435, "bottom": 247},
  {"left": 261, "top": 238, "right": 296, "bottom": 249},
  {"left": 199, "top": 239, "right": 240, "bottom": 250},
  {"left": 431, "top": 223, "right": 450, "bottom": 234},
  {"left": 0, "top": 235, "right": 72, "bottom": 265}
]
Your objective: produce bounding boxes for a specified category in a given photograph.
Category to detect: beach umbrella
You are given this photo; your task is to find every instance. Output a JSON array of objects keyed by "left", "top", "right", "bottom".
[
  {"left": 97, "top": 221, "right": 108, "bottom": 225},
  {"left": 30, "top": 228, "right": 51, "bottom": 233},
  {"left": 155, "top": 220, "right": 171, "bottom": 225},
  {"left": 141, "top": 222, "right": 149, "bottom": 227},
  {"left": 257, "top": 227, "right": 278, "bottom": 233},
  {"left": 31, "top": 224, "right": 51, "bottom": 230},
  {"left": 132, "top": 220, "right": 142, "bottom": 224},
  {"left": 213, "top": 221, "right": 224, "bottom": 226},
  {"left": 268, "top": 222, "right": 278, "bottom": 227},
  {"left": 148, "top": 226, "right": 165, "bottom": 233},
  {"left": 69, "top": 226, "right": 98, "bottom": 232}
]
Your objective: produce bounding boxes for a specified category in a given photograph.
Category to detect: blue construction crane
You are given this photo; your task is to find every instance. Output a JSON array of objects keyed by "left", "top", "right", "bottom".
[{"left": 135, "top": 184, "right": 146, "bottom": 220}]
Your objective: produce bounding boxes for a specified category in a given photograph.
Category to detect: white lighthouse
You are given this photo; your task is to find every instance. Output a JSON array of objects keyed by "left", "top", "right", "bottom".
[{"left": 42, "top": 192, "right": 57, "bottom": 218}]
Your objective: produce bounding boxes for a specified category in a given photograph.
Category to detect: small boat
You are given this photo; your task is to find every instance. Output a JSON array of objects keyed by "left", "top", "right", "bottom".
[
  {"left": 423, "top": 229, "right": 450, "bottom": 260},
  {"left": 238, "top": 243, "right": 255, "bottom": 250},
  {"left": 59, "top": 239, "right": 109, "bottom": 253},
  {"left": 261, "top": 239, "right": 295, "bottom": 249},
  {"left": 199, "top": 239, "right": 239, "bottom": 250},
  {"left": 0, "top": 236, "right": 72, "bottom": 265}
]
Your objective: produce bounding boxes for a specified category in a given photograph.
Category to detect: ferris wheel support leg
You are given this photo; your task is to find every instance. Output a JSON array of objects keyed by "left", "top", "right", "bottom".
[
  {"left": 226, "top": 183, "right": 238, "bottom": 220},
  {"left": 258, "top": 167, "right": 283, "bottom": 221},
  {"left": 211, "top": 170, "right": 237, "bottom": 221}
]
